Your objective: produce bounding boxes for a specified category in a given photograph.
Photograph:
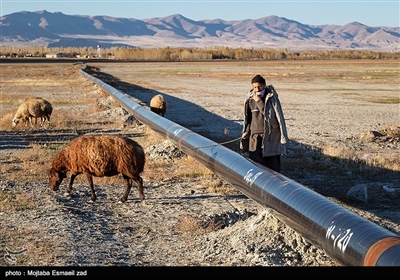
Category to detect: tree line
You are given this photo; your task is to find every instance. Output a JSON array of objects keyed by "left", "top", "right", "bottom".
[{"left": 1, "top": 45, "right": 398, "bottom": 60}]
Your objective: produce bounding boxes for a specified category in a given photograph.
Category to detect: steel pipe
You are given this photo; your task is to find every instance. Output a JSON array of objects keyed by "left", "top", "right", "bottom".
[{"left": 80, "top": 66, "right": 400, "bottom": 266}]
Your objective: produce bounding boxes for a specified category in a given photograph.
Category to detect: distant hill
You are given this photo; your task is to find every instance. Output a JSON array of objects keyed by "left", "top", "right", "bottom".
[{"left": 1, "top": 10, "right": 399, "bottom": 51}]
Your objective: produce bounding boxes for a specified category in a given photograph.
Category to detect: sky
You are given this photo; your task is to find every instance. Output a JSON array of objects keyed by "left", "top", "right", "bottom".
[{"left": 1, "top": 0, "right": 399, "bottom": 27}]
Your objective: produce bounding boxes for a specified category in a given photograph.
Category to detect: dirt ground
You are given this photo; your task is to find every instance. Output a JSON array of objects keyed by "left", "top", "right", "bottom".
[{"left": 0, "top": 60, "right": 399, "bottom": 274}]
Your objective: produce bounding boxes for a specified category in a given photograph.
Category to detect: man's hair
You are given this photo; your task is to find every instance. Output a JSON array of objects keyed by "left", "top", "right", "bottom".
[{"left": 251, "top": 74, "right": 266, "bottom": 84}]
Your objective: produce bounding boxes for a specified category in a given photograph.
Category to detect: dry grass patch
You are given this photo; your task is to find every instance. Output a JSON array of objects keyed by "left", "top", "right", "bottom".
[
  {"left": 364, "top": 96, "right": 400, "bottom": 104},
  {"left": 168, "top": 156, "right": 239, "bottom": 195},
  {"left": 175, "top": 215, "right": 224, "bottom": 236},
  {"left": 1, "top": 78, "right": 76, "bottom": 87},
  {"left": 0, "top": 192, "right": 36, "bottom": 211},
  {"left": 140, "top": 129, "right": 238, "bottom": 194},
  {"left": 0, "top": 94, "right": 33, "bottom": 107},
  {"left": 1, "top": 144, "right": 54, "bottom": 182},
  {"left": 286, "top": 123, "right": 400, "bottom": 178},
  {"left": 323, "top": 145, "right": 400, "bottom": 174},
  {"left": 49, "top": 108, "right": 115, "bottom": 130},
  {"left": 202, "top": 177, "right": 239, "bottom": 195},
  {"left": 0, "top": 112, "right": 16, "bottom": 129},
  {"left": 0, "top": 225, "right": 59, "bottom": 266},
  {"left": 143, "top": 163, "right": 171, "bottom": 182},
  {"left": 286, "top": 142, "right": 400, "bottom": 178},
  {"left": 137, "top": 128, "right": 166, "bottom": 149},
  {"left": 177, "top": 156, "right": 213, "bottom": 179},
  {"left": 0, "top": 191, "right": 59, "bottom": 266}
]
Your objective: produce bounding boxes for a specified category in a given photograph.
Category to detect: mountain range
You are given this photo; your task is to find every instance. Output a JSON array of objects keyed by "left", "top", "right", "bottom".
[{"left": 1, "top": 10, "right": 399, "bottom": 52}]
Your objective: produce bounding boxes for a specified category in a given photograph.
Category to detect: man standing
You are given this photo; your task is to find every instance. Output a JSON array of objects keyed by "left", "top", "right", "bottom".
[{"left": 241, "top": 74, "right": 289, "bottom": 173}]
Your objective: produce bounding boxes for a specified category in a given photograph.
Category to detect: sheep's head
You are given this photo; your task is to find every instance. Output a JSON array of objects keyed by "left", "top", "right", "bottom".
[
  {"left": 12, "top": 116, "right": 29, "bottom": 127},
  {"left": 12, "top": 118, "right": 20, "bottom": 127},
  {"left": 48, "top": 168, "right": 66, "bottom": 191}
]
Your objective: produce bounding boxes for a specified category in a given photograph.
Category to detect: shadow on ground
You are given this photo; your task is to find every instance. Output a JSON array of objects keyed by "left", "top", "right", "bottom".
[{"left": 84, "top": 66, "right": 400, "bottom": 227}]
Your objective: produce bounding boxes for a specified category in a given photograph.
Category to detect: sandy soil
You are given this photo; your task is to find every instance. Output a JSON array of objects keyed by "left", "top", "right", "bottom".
[{"left": 0, "top": 60, "right": 399, "bottom": 274}]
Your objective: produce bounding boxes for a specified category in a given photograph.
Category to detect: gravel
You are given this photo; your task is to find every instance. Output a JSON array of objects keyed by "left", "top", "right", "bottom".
[{"left": 1, "top": 61, "right": 399, "bottom": 273}]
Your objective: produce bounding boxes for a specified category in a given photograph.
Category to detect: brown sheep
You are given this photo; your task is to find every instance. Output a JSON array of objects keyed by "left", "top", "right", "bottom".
[
  {"left": 149, "top": 94, "right": 167, "bottom": 116},
  {"left": 12, "top": 97, "right": 53, "bottom": 128},
  {"left": 48, "top": 135, "right": 146, "bottom": 203}
]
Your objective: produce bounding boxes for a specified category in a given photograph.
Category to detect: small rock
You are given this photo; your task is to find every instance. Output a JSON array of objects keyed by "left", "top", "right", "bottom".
[
  {"left": 347, "top": 184, "right": 368, "bottom": 203},
  {"left": 383, "top": 185, "right": 397, "bottom": 193}
]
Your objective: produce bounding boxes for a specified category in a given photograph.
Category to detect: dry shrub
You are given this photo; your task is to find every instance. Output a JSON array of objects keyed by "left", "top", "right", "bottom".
[
  {"left": 175, "top": 215, "right": 203, "bottom": 235},
  {"left": 175, "top": 215, "right": 222, "bottom": 236}
]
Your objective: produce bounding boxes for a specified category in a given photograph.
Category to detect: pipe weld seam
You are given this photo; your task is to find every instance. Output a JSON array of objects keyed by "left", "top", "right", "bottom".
[{"left": 178, "top": 131, "right": 192, "bottom": 151}]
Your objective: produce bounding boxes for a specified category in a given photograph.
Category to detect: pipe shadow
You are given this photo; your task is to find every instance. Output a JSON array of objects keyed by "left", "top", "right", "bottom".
[
  {"left": 0, "top": 129, "right": 145, "bottom": 150},
  {"left": 136, "top": 193, "right": 249, "bottom": 202},
  {"left": 52, "top": 193, "right": 134, "bottom": 265},
  {"left": 85, "top": 66, "right": 242, "bottom": 151},
  {"left": 85, "top": 66, "right": 400, "bottom": 228},
  {"left": 283, "top": 142, "right": 400, "bottom": 209}
]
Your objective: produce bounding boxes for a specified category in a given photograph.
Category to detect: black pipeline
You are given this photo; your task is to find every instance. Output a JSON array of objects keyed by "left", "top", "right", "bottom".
[{"left": 80, "top": 66, "right": 400, "bottom": 266}]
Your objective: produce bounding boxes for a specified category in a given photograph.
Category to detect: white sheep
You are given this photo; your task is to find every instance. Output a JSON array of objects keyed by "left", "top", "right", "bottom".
[
  {"left": 12, "top": 97, "right": 53, "bottom": 128},
  {"left": 149, "top": 94, "right": 167, "bottom": 117}
]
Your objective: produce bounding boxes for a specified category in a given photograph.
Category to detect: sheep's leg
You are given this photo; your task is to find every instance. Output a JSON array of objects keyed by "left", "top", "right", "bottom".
[
  {"left": 28, "top": 117, "right": 34, "bottom": 128},
  {"left": 85, "top": 174, "right": 96, "bottom": 202},
  {"left": 137, "top": 177, "right": 144, "bottom": 201},
  {"left": 132, "top": 175, "right": 144, "bottom": 202},
  {"left": 120, "top": 175, "right": 132, "bottom": 203},
  {"left": 45, "top": 116, "right": 50, "bottom": 127},
  {"left": 65, "top": 174, "right": 77, "bottom": 197},
  {"left": 31, "top": 117, "right": 38, "bottom": 127},
  {"left": 40, "top": 116, "right": 48, "bottom": 127}
]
